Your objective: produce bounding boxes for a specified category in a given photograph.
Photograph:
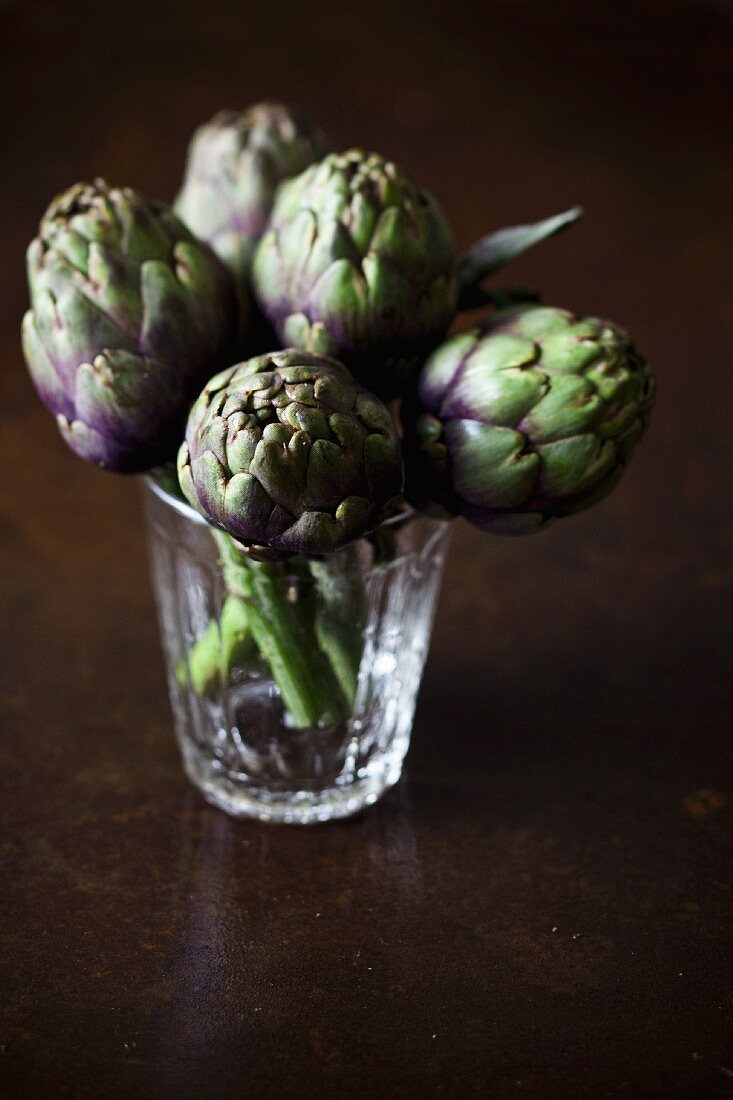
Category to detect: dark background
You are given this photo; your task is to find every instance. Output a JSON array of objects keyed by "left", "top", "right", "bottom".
[{"left": 1, "top": 1, "right": 732, "bottom": 1097}]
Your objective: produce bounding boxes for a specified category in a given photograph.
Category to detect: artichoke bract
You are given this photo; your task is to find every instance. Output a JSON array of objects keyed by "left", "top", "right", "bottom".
[
  {"left": 22, "top": 179, "right": 235, "bottom": 472},
  {"left": 178, "top": 349, "right": 404, "bottom": 556},
  {"left": 409, "top": 305, "right": 655, "bottom": 534},
  {"left": 252, "top": 150, "right": 457, "bottom": 396},
  {"left": 174, "top": 102, "right": 329, "bottom": 335}
]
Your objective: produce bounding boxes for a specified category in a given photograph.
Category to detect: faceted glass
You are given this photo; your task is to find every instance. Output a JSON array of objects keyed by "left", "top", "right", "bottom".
[{"left": 142, "top": 477, "right": 451, "bottom": 824}]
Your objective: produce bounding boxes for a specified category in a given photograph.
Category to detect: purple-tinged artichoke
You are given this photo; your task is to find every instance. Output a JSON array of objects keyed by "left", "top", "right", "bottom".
[
  {"left": 174, "top": 102, "right": 330, "bottom": 341},
  {"left": 22, "top": 179, "right": 235, "bottom": 472},
  {"left": 407, "top": 305, "right": 655, "bottom": 534},
  {"left": 252, "top": 150, "right": 457, "bottom": 397},
  {"left": 178, "top": 349, "right": 404, "bottom": 556}
]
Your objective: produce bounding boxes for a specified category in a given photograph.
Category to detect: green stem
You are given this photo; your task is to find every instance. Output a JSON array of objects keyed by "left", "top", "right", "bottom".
[
  {"left": 307, "top": 547, "right": 365, "bottom": 711},
  {"left": 175, "top": 595, "right": 255, "bottom": 697},
  {"left": 212, "top": 531, "right": 346, "bottom": 729}
]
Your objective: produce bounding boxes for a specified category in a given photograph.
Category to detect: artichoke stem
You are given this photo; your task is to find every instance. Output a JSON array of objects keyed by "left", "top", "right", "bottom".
[
  {"left": 212, "top": 531, "right": 346, "bottom": 729},
  {"left": 176, "top": 595, "right": 255, "bottom": 697},
  {"left": 307, "top": 549, "right": 365, "bottom": 711}
]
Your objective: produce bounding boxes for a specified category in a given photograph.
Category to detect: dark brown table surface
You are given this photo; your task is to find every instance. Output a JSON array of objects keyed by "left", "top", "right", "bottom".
[{"left": 1, "top": 2, "right": 732, "bottom": 1096}]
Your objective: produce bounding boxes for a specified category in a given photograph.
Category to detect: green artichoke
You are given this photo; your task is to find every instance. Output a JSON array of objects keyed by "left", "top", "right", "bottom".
[
  {"left": 252, "top": 150, "right": 457, "bottom": 396},
  {"left": 178, "top": 349, "right": 404, "bottom": 556},
  {"left": 22, "top": 179, "right": 235, "bottom": 472},
  {"left": 174, "top": 102, "right": 329, "bottom": 338},
  {"left": 408, "top": 305, "right": 655, "bottom": 533}
]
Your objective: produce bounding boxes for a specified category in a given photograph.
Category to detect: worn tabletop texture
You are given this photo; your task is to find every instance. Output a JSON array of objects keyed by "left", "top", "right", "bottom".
[{"left": 1, "top": 1, "right": 732, "bottom": 1097}]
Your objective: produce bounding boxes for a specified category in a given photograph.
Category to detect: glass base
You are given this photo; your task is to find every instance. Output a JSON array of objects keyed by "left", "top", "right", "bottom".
[{"left": 180, "top": 741, "right": 406, "bottom": 824}]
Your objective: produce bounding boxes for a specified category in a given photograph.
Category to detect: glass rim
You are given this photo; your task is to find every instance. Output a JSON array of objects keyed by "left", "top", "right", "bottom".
[
  {"left": 142, "top": 472, "right": 425, "bottom": 534},
  {"left": 143, "top": 472, "right": 209, "bottom": 526}
]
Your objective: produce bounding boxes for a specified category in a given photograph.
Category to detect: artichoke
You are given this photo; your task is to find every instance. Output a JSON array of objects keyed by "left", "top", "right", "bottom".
[
  {"left": 408, "top": 305, "right": 655, "bottom": 534},
  {"left": 22, "top": 179, "right": 235, "bottom": 472},
  {"left": 178, "top": 349, "right": 403, "bottom": 556},
  {"left": 174, "top": 102, "right": 329, "bottom": 335},
  {"left": 252, "top": 149, "right": 457, "bottom": 396}
]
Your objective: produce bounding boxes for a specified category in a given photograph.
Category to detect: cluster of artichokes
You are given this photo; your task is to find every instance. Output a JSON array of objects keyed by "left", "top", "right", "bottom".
[
  {"left": 23, "top": 99, "right": 655, "bottom": 557},
  {"left": 21, "top": 100, "right": 656, "bottom": 728}
]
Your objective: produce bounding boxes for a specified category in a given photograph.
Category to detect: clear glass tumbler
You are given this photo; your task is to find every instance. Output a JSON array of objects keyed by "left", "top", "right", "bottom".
[{"left": 142, "top": 476, "right": 451, "bottom": 824}]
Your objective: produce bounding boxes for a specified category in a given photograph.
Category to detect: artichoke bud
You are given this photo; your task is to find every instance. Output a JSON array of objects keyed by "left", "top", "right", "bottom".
[
  {"left": 406, "top": 305, "right": 655, "bottom": 534},
  {"left": 178, "top": 349, "right": 404, "bottom": 557},
  {"left": 174, "top": 102, "right": 330, "bottom": 346},
  {"left": 22, "top": 179, "right": 236, "bottom": 472},
  {"left": 252, "top": 150, "right": 458, "bottom": 398}
]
